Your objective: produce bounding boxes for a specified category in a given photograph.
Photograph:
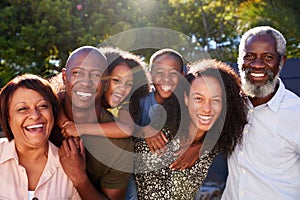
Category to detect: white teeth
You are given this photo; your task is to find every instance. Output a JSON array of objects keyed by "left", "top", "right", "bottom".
[
  {"left": 161, "top": 85, "right": 171, "bottom": 92},
  {"left": 113, "top": 93, "right": 123, "bottom": 98},
  {"left": 251, "top": 73, "right": 264, "bottom": 77},
  {"left": 76, "top": 91, "right": 92, "bottom": 97},
  {"left": 26, "top": 124, "right": 43, "bottom": 129},
  {"left": 197, "top": 115, "right": 212, "bottom": 120}
]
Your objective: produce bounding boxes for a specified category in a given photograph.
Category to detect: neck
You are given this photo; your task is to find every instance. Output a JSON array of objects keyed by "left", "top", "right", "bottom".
[
  {"left": 16, "top": 142, "right": 48, "bottom": 162},
  {"left": 154, "top": 92, "right": 165, "bottom": 104},
  {"left": 250, "top": 86, "right": 278, "bottom": 107},
  {"left": 189, "top": 123, "right": 206, "bottom": 143}
]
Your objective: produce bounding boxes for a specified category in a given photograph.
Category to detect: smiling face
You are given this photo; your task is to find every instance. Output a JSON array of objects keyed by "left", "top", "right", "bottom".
[
  {"left": 63, "top": 51, "right": 107, "bottom": 111},
  {"left": 240, "top": 35, "right": 281, "bottom": 98},
  {"left": 8, "top": 88, "right": 54, "bottom": 148},
  {"left": 104, "top": 63, "right": 133, "bottom": 107},
  {"left": 151, "top": 54, "right": 182, "bottom": 104},
  {"left": 185, "top": 76, "right": 223, "bottom": 141}
]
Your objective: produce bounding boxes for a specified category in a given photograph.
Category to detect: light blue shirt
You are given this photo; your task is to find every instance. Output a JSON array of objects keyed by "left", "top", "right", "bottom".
[{"left": 222, "top": 79, "right": 300, "bottom": 200}]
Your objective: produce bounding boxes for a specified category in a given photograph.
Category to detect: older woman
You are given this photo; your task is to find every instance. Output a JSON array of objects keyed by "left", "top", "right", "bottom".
[{"left": 0, "top": 74, "right": 80, "bottom": 199}]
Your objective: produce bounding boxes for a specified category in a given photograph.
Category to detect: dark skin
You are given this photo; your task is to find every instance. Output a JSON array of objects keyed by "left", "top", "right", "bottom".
[
  {"left": 169, "top": 142, "right": 202, "bottom": 170},
  {"left": 241, "top": 34, "right": 286, "bottom": 106},
  {"left": 59, "top": 48, "right": 127, "bottom": 200},
  {"left": 59, "top": 137, "right": 109, "bottom": 200}
]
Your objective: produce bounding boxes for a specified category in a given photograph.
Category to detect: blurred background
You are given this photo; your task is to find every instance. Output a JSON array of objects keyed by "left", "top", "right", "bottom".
[{"left": 1, "top": 1, "right": 300, "bottom": 199}]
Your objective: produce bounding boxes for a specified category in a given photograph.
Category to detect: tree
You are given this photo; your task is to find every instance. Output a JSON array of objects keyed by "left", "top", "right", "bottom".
[
  {"left": 0, "top": 0, "right": 84, "bottom": 83},
  {"left": 235, "top": 0, "right": 300, "bottom": 58}
]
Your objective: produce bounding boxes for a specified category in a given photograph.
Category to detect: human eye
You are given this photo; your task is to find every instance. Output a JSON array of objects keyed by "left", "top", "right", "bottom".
[
  {"left": 156, "top": 70, "right": 164, "bottom": 75},
  {"left": 212, "top": 97, "right": 222, "bottom": 104},
  {"left": 72, "top": 69, "right": 83, "bottom": 76},
  {"left": 111, "top": 77, "right": 121, "bottom": 84},
  {"left": 90, "top": 71, "right": 102, "bottom": 78},
  {"left": 125, "top": 81, "right": 133, "bottom": 88},
  {"left": 263, "top": 54, "right": 275, "bottom": 61},
  {"left": 193, "top": 96, "right": 202, "bottom": 103},
  {"left": 38, "top": 103, "right": 49, "bottom": 110},
  {"left": 37, "top": 100, "right": 50, "bottom": 110},
  {"left": 244, "top": 53, "right": 255, "bottom": 60},
  {"left": 17, "top": 106, "right": 29, "bottom": 112},
  {"left": 169, "top": 71, "right": 178, "bottom": 78}
]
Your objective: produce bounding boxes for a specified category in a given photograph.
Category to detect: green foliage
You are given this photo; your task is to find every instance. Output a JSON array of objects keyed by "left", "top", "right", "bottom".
[
  {"left": 236, "top": 0, "right": 300, "bottom": 58},
  {"left": 0, "top": 0, "right": 81, "bottom": 83},
  {"left": 1, "top": 0, "right": 299, "bottom": 86}
]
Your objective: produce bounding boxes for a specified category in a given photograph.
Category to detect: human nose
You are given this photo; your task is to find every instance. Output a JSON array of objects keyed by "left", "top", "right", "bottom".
[
  {"left": 79, "top": 74, "right": 93, "bottom": 87},
  {"left": 29, "top": 108, "right": 42, "bottom": 119},
  {"left": 201, "top": 100, "right": 212, "bottom": 113},
  {"left": 160, "top": 73, "right": 173, "bottom": 82},
  {"left": 250, "top": 57, "right": 265, "bottom": 69}
]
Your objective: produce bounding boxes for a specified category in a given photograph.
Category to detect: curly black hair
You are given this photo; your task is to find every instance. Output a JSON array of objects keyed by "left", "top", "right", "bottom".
[{"left": 185, "top": 59, "right": 247, "bottom": 156}]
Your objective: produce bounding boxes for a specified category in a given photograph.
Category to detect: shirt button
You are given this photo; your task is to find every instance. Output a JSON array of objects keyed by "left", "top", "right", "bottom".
[
  {"left": 241, "top": 191, "right": 245, "bottom": 195},
  {"left": 242, "top": 169, "right": 246, "bottom": 173},
  {"left": 244, "top": 129, "right": 248, "bottom": 133},
  {"left": 249, "top": 109, "right": 254, "bottom": 113},
  {"left": 240, "top": 151, "right": 244, "bottom": 155}
]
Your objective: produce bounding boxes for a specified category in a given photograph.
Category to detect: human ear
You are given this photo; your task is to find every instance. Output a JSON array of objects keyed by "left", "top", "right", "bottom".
[{"left": 62, "top": 68, "right": 67, "bottom": 85}]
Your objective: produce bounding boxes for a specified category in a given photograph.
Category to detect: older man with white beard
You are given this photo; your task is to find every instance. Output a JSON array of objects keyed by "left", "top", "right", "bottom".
[{"left": 221, "top": 26, "right": 300, "bottom": 200}]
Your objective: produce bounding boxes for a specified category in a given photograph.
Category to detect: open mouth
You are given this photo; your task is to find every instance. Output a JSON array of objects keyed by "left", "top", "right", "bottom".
[
  {"left": 196, "top": 114, "right": 213, "bottom": 124},
  {"left": 250, "top": 72, "right": 265, "bottom": 78},
  {"left": 160, "top": 85, "right": 172, "bottom": 92},
  {"left": 25, "top": 124, "right": 44, "bottom": 133},
  {"left": 111, "top": 92, "right": 124, "bottom": 104}
]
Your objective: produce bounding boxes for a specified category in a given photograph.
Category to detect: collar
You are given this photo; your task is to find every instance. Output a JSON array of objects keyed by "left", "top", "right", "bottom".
[
  {"left": 247, "top": 78, "right": 285, "bottom": 113},
  {"left": 0, "top": 138, "right": 60, "bottom": 168}
]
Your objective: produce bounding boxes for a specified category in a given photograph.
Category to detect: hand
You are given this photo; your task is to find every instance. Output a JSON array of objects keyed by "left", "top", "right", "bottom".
[
  {"left": 169, "top": 142, "right": 202, "bottom": 171},
  {"left": 144, "top": 126, "right": 168, "bottom": 155},
  {"left": 61, "top": 121, "right": 80, "bottom": 138},
  {"left": 59, "top": 137, "right": 86, "bottom": 186},
  {"left": 145, "top": 132, "right": 168, "bottom": 155}
]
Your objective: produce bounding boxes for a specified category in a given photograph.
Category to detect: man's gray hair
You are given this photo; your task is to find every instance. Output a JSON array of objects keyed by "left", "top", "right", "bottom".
[{"left": 237, "top": 26, "right": 286, "bottom": 70}]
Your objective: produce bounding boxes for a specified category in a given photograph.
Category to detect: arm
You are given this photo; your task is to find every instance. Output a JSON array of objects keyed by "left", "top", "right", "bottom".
[
  {"left": 135, "top": 125, "right": 168, "bottom": 155},
  {"left": 59, "top": 137, "right": 109, "bottom": 200},
  {"left": 169, "top": 142, "right": 202, "bottom": 171},
  {"left": 61, "top": 109, "right": 135, "bottom": 139}
]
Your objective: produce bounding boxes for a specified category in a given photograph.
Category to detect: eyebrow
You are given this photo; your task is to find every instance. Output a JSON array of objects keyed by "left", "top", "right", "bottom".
[{"left": 192, "top": 92, "right": 222, "bottom": 98}]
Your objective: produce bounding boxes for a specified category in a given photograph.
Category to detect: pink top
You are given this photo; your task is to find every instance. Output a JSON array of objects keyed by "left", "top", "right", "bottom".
[{"left": 0, "top": 138, "right": 81, "bottom": 200}]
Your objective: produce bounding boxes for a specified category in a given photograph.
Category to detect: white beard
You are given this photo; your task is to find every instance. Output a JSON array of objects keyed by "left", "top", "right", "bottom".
[{"left": 240, "top": 69, "right": 279, "bottom": 98}]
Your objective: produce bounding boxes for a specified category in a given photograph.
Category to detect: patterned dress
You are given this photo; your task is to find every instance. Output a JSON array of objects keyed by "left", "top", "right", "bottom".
[{"left": 134, "top": 136, "right": 218, "bottom": 200}]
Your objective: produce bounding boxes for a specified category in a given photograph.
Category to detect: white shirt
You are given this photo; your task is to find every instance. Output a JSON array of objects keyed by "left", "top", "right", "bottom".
[
  {"left": 222, "top": 79, "right": 300, "bottom": 200},
  {"left": 0, "top": 138, "right": 81, "bottom": 200}
]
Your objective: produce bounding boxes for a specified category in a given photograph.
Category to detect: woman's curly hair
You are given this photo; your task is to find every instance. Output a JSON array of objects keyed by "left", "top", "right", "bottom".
[{"left": 185, "top": 59, "right": 248, "bottom": 156}]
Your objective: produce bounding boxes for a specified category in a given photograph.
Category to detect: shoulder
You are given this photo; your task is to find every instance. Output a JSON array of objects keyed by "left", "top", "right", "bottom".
[
  {"left": 0, "top": 138, "right": 8, "bottom": 153},
  {"left": 99, "top": 107, "right": 115, "bottom": 123},
  {"left": 0, "top": 138, "right": 9, "bottom": 148},
  {"left": 140, "top": 92, "right": 156, "bottom": 105},
  {"left": 281, "top": 89, "right": 300, "bottom": 110}
]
